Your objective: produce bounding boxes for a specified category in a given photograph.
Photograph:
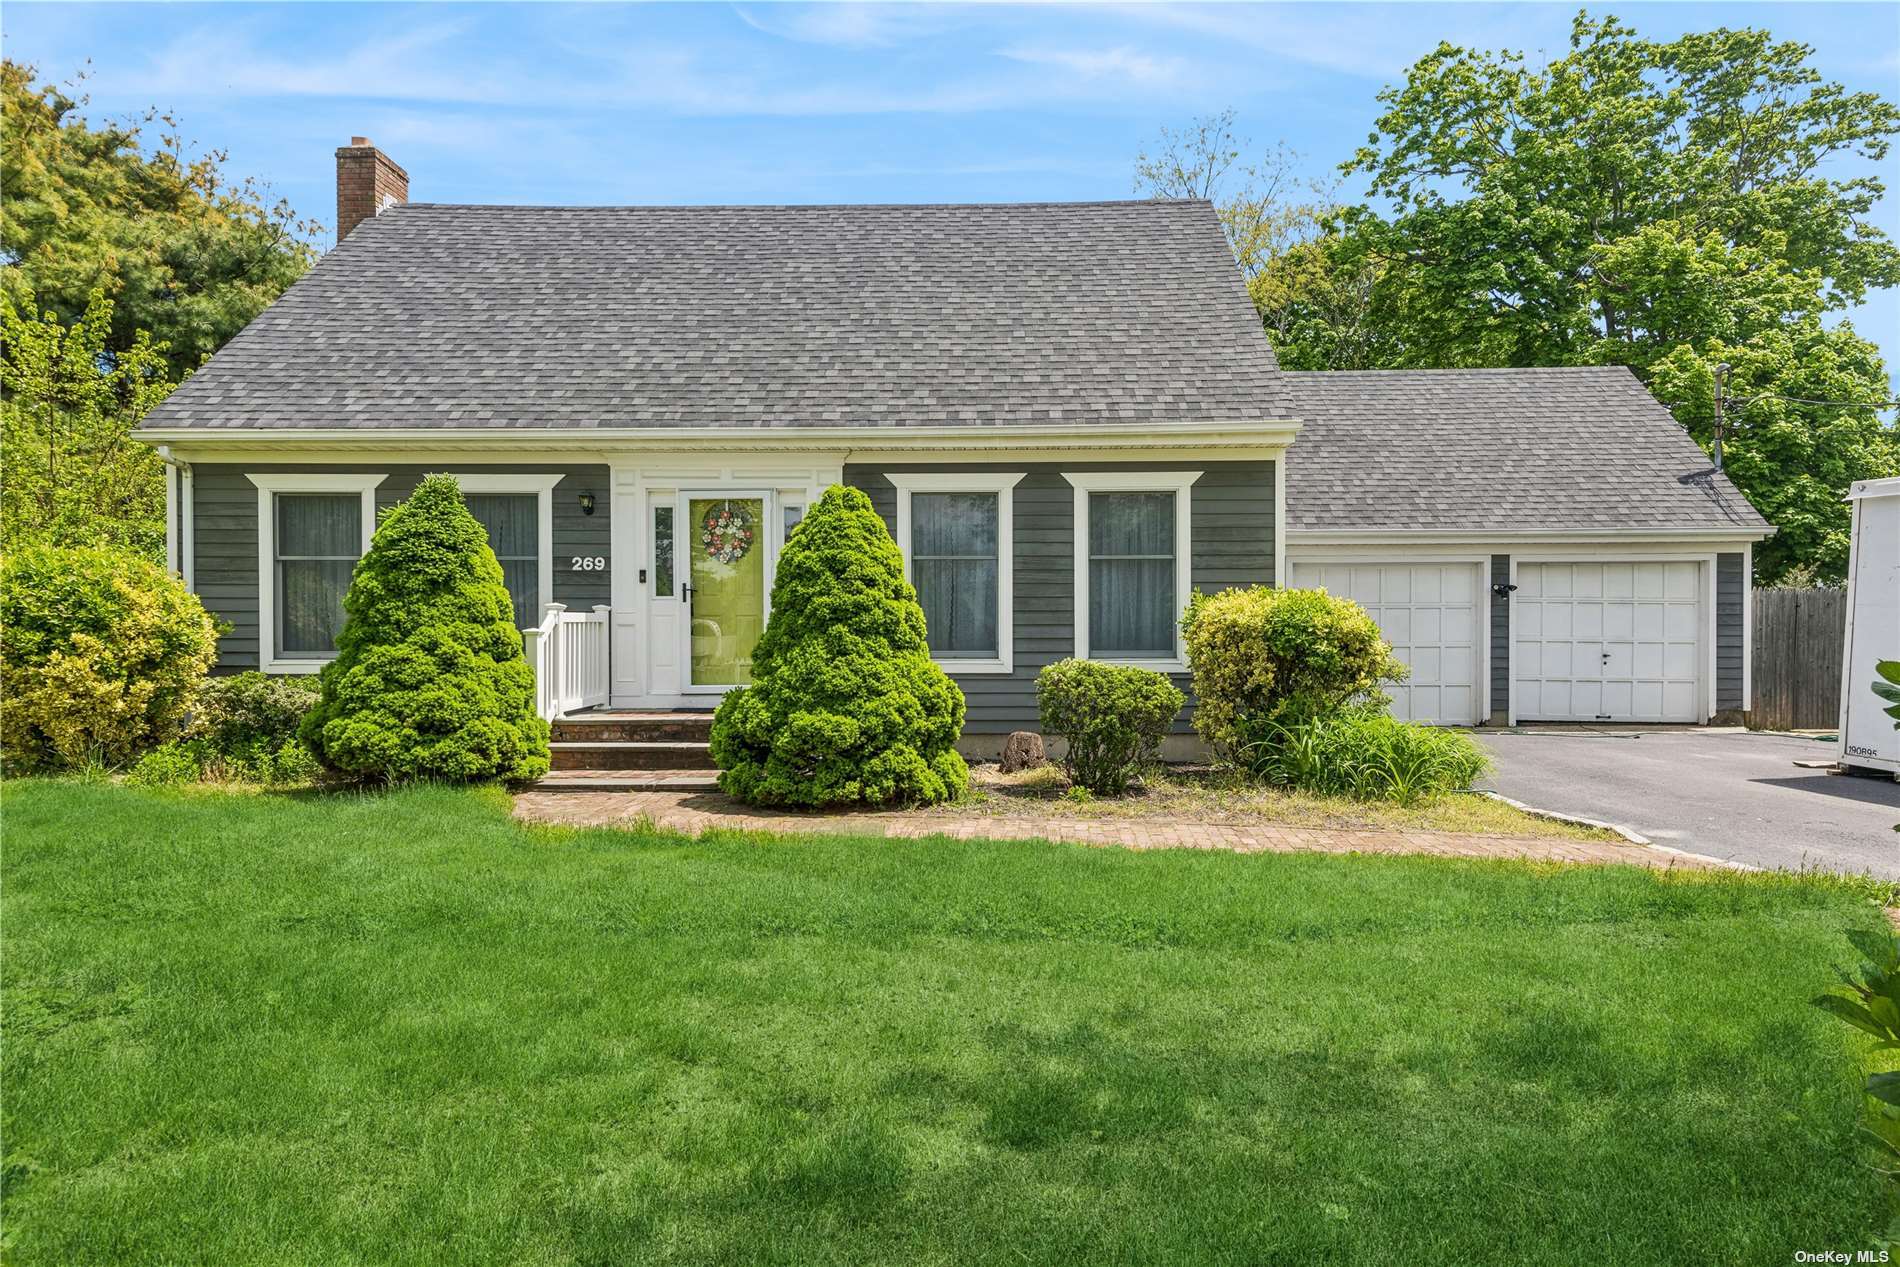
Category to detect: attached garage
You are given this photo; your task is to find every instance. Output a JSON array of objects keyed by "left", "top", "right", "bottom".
[
  {"left": 1279, "top": 366, "right": 1774, "bottom": 729},
  {"left": 1512, "top": 560, "right": 1703, "bottom": 722},
  {"left": 1288, "top": 558, "right": 1486, "bottom": 725}
]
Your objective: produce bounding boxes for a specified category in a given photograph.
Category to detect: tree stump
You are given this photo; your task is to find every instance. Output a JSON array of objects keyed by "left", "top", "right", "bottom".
[{"left": 999, "top": 730, "right": 1046, "bottom": 773}]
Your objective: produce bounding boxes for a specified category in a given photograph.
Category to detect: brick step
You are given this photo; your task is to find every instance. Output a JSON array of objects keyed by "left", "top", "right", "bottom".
[
  {"left": 531, "top": 769, "right": 721, "bottom": 792},
  {"left": 551, "top": 712, "right": 714, "bottom": 744},
  {"left": 550, "top": 741, "right": 712, "bottom": 771}
]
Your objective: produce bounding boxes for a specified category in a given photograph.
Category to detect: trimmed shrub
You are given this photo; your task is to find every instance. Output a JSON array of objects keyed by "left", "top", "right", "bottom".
[
  {"left": 300, "top": 474, "right": 549, "bottom": 783},
  {"left": 1250, "top": 707, "right": 1490, "bottom": 803},
  {"left": 1181, "top": 586, "right": 1405, "bottom": 763},
  {"left": 1037, "top": 658, "right": 1184, "bottom": 796},
  {"left": 194, "top": 672, "right": 321, "bottom": 769},
  {"left": 709, "top": 484, "right": 968, "bottom": 807},
  {"left": 0, "top": 544, "right": 218, "bottom": 771}
]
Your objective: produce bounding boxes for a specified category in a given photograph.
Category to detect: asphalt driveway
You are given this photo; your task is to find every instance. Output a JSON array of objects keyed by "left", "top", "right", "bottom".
[{"left": 1477, "top": 728, "right": 1900, "bottom": 877}]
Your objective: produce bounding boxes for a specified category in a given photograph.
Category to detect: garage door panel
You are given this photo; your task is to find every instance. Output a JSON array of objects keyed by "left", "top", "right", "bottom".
[
  {"left": 1514, "top": 561, "right": 1702, "bottom": 723},
  {"left": 1290, "top": 559, "right": 1484, "bottom": 725}
]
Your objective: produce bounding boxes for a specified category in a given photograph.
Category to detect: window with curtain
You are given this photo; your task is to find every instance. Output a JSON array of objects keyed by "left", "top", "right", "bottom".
[
  {"left": 911, "top": 492, "right": 999, "bottom": 659},
  {"left": 1088, "top": 491, "right": 1176, "bottom": 658},
  {"left": 276, "top": 493, "right": 361, "bottom": 657},
  {"left": 465, "top": 493, "right": 539, "bottom": 627}
]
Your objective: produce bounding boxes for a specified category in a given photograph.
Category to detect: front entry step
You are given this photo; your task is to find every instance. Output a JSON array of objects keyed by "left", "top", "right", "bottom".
[
  {"left": 550, "top": 740, "right": 712, "bottom": 771},
  {"left": 532, "top": 769, "right": 721, "bottom": 792},
  {"left": 551, "top": 711, "right": 713, "bottom": 744}
]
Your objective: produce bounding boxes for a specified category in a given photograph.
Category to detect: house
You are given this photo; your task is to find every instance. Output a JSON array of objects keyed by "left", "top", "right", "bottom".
[{"left": 135, "top": 139, "right": 1770, "bottom": 756}]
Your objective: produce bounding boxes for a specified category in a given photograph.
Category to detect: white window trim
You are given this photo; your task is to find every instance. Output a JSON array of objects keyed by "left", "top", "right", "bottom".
[
  {"left": 248, "top": 474, "right": 387, "bottom": 675},
  {"left": 450, "top": 473, "right": 561, "bottom": 621},
  {"left": 889, "top": 472, "right": 1026, "bottom": 675},
  {"left": 1063, "top": 470, "right": 1201, "bottom": 672}
]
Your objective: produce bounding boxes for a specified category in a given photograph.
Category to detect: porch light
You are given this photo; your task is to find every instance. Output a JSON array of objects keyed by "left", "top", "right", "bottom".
[{"left": 577, "top": 492, "right": 596, "bottom": 516}]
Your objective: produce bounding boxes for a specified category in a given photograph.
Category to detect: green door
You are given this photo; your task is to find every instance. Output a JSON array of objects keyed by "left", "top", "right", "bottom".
[{"left": 687, "top": 496, "right": 767, "bottom": 686}]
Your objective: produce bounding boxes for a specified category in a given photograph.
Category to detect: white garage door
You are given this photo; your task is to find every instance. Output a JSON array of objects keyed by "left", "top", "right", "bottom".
[
  {"left": 1514, "top": 561, "right": 1702, "bottom": 722},
  {"left": 1288, "top": 560, "right": 1484, "bottom": 725}
]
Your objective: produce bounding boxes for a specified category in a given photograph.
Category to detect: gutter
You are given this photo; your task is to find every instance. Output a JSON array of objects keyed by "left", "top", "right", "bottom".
[{"left": 132, "top": 418, "right": 1304, "bottom": 449}]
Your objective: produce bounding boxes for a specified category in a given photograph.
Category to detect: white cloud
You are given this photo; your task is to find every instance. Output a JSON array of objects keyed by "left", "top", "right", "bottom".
[
  {"left": 998, "top": 44, "right": 1184, "bottom": 85},
  {"left": 732, "top": 3, "right": 966, "bottom": 48}
]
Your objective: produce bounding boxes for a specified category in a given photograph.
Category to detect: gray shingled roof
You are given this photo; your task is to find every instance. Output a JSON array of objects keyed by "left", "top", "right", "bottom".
[
  {"left": 1283, "top": 367, "right": 1769, "bottom": 533},
  {"left": 142, "top": 200, "right": 1284, "bottom": 430}
]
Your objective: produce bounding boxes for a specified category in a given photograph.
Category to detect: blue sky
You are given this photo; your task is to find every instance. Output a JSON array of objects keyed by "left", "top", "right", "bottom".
[{"left": 8, "top": 2, "right": 1898, "bottom": 373}]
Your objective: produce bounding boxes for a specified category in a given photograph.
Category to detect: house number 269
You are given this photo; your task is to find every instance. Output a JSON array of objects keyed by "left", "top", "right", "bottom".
[{"left": 570, "top": 556, "right": 606, "bottom": 572}]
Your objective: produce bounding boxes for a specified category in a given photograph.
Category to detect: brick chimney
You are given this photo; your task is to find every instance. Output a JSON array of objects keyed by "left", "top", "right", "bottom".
[{"left": 335, "top": 137, "right": 408, "bottom": 241}]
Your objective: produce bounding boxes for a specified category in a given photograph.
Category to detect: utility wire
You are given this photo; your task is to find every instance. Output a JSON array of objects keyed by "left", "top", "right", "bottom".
[{"left": 1728, "top": 391, "right": 1900, "bottom": 410}]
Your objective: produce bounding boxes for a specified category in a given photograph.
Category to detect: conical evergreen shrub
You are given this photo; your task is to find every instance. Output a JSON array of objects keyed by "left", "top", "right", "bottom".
[
  {"left": 300, "top": 474, "right": 550, "bottom": 782},
  {"left": 710, "top": 484, "right": 969, "bottom": 807}
]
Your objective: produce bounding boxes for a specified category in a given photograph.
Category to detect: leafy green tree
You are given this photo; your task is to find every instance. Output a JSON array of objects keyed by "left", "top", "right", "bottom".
[
  {"left": 1143, "top": 17, "right": 1900, "bottom": 581},
  {"left": 1, "top": 287, "right": 175, "bottom": 560},
  {"left": 1650, "top": 321, "right": 1899, "bottom": 583},
  {"left": 709, "top": 485, "right": 969, "bottom": 808},
  {"left": 300, "top": 475, "right": 549, "bottom": 784},
  {"left": 1345, "top": 14, "right": 1900, "bottom": 371},
  {"left": 2, "top": 61, "right": 317, "bottom": 378}
]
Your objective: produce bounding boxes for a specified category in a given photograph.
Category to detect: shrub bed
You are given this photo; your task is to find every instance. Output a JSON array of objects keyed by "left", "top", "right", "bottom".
[{"left": 1037, "top": 658, "right": 1184, "bottom": 796}]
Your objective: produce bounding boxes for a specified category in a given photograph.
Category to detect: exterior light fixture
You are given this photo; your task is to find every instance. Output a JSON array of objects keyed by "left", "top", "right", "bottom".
[{"left": 578, "top": 492, "right": 597, "bottom": 516}]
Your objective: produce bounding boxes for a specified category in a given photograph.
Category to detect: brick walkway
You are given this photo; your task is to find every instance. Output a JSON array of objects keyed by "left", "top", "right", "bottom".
[{"left": 511, "top": 790, "right": 1721, "bottom": 869}]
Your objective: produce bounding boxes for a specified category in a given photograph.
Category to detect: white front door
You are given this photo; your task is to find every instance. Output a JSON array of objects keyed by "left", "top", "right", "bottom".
[
  {"left": 1289, "top": 559, "right": 1485, "bottom": 725},
  {"left": 1513, "top": 561, "right": 1702, "bottom": 722}
]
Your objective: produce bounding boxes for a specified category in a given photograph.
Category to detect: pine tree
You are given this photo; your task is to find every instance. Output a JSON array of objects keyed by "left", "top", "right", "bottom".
[
  {"left": 300, "top": 474, "right": 549, "bottom": 782},
  {"left": 710, "top": 484, "right": 968, "bottom": 807}
]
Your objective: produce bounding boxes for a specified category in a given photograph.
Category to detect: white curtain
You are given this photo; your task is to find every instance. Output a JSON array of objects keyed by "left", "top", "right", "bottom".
[
  {"left": 1089, "top": 491, "right": 1174, "bottom": 657},
  {"left": 466, "top": 493, "right": 539, "bottom": 627},
  {"left": 276, "top": 494, "right": 360, "bottom": 656},
  {"left": 912, "top": 492, "right": 999, "bottom": 658}
]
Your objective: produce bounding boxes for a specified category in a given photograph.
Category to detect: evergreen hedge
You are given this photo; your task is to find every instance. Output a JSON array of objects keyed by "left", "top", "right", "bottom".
[
  {"left": 300, "top": 474, "right": 549, "bottom": 783},
  {"left": 710, "top": 484, "right": 968, "bottom": 807}
]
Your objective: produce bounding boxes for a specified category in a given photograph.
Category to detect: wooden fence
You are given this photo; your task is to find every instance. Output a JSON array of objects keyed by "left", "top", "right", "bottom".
[{"left": 1749, "top": 588, "right": 1847, "bottom": 731}]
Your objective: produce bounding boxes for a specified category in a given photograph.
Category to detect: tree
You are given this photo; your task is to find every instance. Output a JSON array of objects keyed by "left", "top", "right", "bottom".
[
  {"left": 300, "top": 475, "right": 550, "bottom": 783},
  {"left": 708, "top": 485, "right": 969, "bottom": 808},
  {"left": 1650, "top": 322, "right": 1899, "bottom": 584},
  {"left": 1135, "top": 109, "right": 1385, "bottom": 371},
  {"left": 1, "top": 287, "right": 175, "bottom": 560},
  {"left": 1, "top": 61, "right": 318, "bottom": 378},
  {"left": 1345, "top": 14, "right": 1900, "bottom": 372}
]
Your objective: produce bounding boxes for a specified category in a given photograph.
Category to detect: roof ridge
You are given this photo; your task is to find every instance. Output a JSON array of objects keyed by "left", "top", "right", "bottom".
[{"left": 389, "top": 199, "right": 1213, "bottom": 212}]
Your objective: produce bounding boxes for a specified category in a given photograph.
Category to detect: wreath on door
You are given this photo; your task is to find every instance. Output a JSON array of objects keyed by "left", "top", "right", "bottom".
[{"left": 700, "top": 500, "right": 755, "bottom": 565}]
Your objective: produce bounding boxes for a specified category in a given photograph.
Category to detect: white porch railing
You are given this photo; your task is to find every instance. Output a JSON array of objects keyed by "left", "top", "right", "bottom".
[{"left": 523, "top": 603, "right": 610, "bottom": 721}]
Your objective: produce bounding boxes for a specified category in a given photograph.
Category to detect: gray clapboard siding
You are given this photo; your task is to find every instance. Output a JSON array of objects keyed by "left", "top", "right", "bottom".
[
  {"left": 845, "top": 460, "right": 1276, "bottom": 734},
  {"left": 1489, "top": 554, "right": 1510, "bottom": 723},
  {"left": 190, "top": 464, "right": 610, "bottom": 671},
  {"left": 1715, "top": 552, "right": 1745, "bottom": 712}
]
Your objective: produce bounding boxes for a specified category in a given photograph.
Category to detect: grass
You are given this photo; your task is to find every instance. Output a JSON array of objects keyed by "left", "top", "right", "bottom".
[
  {"left": 3, "top": 778, "right": 1887, "bottom": 1265},
  {"left": 959, "top": 764, "right": 1615, "bottom": 840}
]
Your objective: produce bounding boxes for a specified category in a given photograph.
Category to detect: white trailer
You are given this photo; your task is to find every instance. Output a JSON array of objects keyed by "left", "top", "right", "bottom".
[{"left": 1839, "top": 476, "right": 1900, "bottom": 777}]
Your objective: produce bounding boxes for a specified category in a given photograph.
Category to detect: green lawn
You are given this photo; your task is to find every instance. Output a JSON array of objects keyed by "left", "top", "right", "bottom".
[{"left": 2, "top": 780, "right": 1886, "bottom": 1264}]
